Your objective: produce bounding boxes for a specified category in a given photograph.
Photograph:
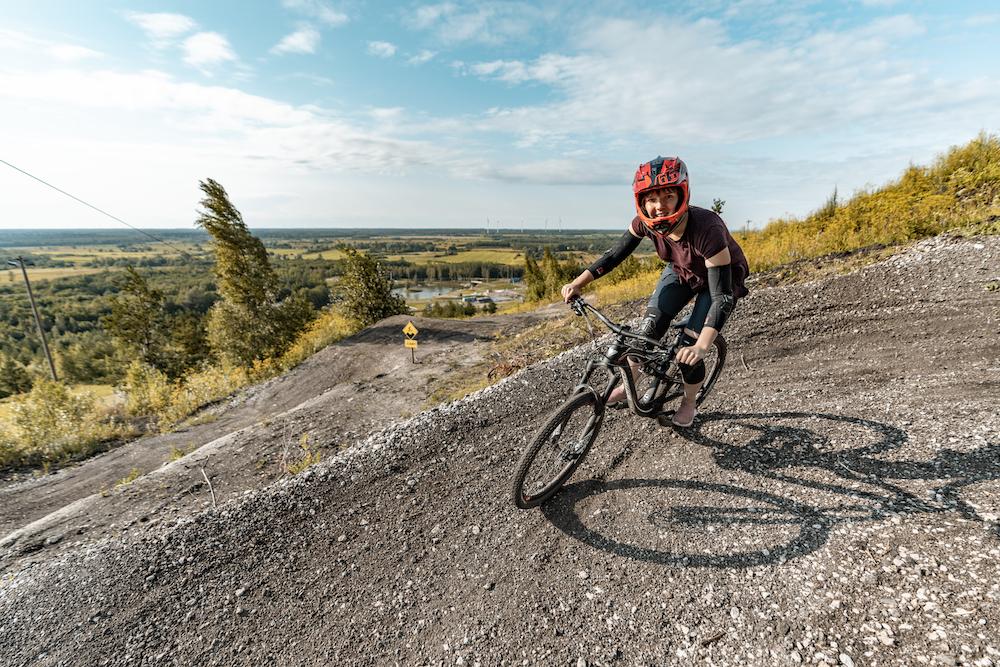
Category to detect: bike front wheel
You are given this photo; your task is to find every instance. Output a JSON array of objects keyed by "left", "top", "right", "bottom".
[{"left": 511, "top": 391, "right": 604, "bottom": 509}]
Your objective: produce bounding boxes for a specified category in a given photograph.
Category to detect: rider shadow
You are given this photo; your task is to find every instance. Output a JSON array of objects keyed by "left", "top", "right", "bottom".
[{"left": 542, "top": 411, "right": 1000, "bottom": 569}]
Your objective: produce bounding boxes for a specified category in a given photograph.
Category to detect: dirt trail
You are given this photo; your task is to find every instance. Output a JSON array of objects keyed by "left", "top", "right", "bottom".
[
  {"left": 1, "top": 235, "right": 999, "bottom": 667},
  {"left": 0, "top": 306, "right": 562, "bottom": 556}
]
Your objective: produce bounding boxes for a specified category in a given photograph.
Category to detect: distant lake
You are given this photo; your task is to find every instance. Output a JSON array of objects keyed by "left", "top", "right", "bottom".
[{"left": 391, "top": 284, "right": 460, "bottom": 299}]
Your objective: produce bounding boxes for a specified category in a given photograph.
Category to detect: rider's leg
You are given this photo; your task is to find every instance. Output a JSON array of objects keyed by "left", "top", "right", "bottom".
[
  {"left": 672, "top": 291, "right": 714, "bottom": 426},
  {"left": 608, "top": 266, "right": 693, "bottom": 405}
]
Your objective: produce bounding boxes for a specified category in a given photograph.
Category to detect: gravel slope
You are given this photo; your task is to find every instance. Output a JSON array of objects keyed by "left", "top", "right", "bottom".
[{"left": 1, "top": 235, "right": 998, "bottom": 667}]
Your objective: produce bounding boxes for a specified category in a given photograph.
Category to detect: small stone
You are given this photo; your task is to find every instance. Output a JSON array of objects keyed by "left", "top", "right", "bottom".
[
  {"left": 576, "top": 659, "right": 587, "bottom": 667},
  {"left": 840, "top": 654, "right": 855, "bottom": 667},
  {"left": 235, "top": 587, "right": 247, "bottom": 597},
  {"left": 337, "top": 534, "right": 347, "bottom": 543},
  {"left": 578, "top": 571, "right": 589, "bottom": 580},
  {"left": 471, "top": 525, "right": 481, "bottom": 535},
  {"left": 730, "top": 606, "right": 740, "bottom": 620}
]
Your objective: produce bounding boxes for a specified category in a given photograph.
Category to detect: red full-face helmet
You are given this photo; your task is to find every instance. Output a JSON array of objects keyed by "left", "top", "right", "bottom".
[{"left": 633, "top": 156, "right": 690, "bottom": 233}]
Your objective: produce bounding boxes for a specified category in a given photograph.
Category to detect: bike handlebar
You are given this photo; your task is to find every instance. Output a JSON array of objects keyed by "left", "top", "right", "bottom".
[{"left": 568, "top": 297, "right": 664, "bottom": 349}]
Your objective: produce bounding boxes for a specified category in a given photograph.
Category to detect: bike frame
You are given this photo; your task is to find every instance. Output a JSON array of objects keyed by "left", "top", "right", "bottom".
[{"left": 570, "top": 298, "right": 688, "bottom": 418}]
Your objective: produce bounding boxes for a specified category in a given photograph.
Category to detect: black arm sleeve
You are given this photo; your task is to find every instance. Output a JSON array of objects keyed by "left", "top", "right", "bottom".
[
  {"left": 587, "top": 230, "right": 642, "bottom": 279},
  {"left": 704, "top": 264, "right": 736, "bottom": 330}
]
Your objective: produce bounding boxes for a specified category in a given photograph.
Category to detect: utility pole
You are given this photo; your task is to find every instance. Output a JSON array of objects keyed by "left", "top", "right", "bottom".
[{"left": 7, "top": 257, "right": 57, "bottom": 381}]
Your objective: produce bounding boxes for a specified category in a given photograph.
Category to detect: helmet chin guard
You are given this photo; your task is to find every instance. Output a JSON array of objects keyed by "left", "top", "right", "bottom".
[{"left": 633, "top": 156, "right": 690, "bottom": 233}]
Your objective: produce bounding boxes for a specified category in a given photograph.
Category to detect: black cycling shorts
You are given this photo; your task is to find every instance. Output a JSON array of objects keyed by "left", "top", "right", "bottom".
[{"left": 645, "top": 264, "right": 735, "bottom": 341}]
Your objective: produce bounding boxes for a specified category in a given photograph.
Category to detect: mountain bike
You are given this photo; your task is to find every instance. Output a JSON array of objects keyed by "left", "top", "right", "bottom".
[{"left": 511, "top": 296, "right": 727, "bottom": 509}]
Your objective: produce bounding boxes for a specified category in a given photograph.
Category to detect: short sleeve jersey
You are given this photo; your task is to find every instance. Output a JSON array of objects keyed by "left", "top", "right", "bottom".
[{"left": 630, "top": 206, "right": 750, "bottom": 297}]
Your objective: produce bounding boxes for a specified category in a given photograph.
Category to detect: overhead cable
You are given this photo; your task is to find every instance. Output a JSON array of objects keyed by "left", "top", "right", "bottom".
[{"left": 0, "top": 158, "right": 190, "bottom": 254}]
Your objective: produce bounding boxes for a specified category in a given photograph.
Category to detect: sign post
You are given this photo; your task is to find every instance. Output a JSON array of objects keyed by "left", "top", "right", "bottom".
[{"left": 402, "top": 321, "right": 419, "bottom": 363}]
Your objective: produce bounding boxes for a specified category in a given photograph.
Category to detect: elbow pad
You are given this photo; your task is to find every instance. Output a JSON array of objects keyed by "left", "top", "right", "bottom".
[
  {"left": 705, "top": 264, "right": 735, "bottom": 330},
  {"left": 588, "top": 230, "right": 641, "bottom": 279}
]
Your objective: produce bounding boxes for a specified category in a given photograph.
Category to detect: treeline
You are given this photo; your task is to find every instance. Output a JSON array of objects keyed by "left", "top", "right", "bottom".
[{"left": 2, "top": 180, "right": 408, "bottom": 468}]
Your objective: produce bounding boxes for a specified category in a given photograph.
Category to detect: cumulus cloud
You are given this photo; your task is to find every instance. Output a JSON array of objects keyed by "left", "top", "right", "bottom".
[
  {"left": 407, "top": 49, "right": 436, "bottom": 65},
  {"left": 0, "top": 29, "right": 104, "bottom": 62},
  {"left": 271, "top": 26, "right": 321, "bottom": 54},
  {"left": 281, "top": 0, "right": 348, "bottom": 27},
  {"left": 459, "top": 14, "right": 974, "bottom": 151},
  {"left": 182, "top": 32, "right": 238, "bottom": 72},
  {"left": 408, "top": 1, "right": 547, "bottom": 45},
  {"left": 367, "top": 41, "right": 397, "bottom": 58},
  {"left": 125, "top": 12, "right": 197, "bottom": 47}
]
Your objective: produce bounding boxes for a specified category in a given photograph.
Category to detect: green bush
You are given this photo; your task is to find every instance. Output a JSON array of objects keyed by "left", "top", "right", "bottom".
[{"left": 0, "top": 380, "right": 124, "bottom": 468}]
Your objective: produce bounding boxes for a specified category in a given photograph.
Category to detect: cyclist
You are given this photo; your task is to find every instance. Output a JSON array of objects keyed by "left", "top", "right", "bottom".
[{"left": 560, "top": 156, "right": 749, "bottom": 427}]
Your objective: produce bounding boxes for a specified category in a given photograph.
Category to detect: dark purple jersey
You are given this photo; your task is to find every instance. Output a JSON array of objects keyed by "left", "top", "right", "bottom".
[{"left": 630, "top": 206, "right": 750, "bottom": 297}]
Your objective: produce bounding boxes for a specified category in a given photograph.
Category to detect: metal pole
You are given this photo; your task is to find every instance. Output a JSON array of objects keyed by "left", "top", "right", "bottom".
[{"left": 10, "top": 256, "right": 57, "bottom": 381}]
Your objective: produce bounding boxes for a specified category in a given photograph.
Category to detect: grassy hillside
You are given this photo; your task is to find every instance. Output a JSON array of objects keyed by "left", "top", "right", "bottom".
[{"left": 735, "top": 133, "right": 1000, "bottom": 271}]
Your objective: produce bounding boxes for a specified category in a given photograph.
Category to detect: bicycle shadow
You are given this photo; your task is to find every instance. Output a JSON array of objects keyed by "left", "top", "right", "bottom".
[{"left": 542, "top": 411, "right": 1000, "bottom": 568}]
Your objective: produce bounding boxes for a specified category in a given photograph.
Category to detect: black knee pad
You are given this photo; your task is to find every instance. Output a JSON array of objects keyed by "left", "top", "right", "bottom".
[{"left": 680, "top": 359, "right": 706, "bottom": 384}]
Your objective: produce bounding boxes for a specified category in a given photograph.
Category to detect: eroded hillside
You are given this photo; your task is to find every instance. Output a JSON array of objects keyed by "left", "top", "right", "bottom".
[{"left": 2, "top": 234, "right": 999, "bottom": 667}]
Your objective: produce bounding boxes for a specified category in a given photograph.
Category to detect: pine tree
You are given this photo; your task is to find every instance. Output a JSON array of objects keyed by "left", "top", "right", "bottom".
[
  {"left": 523, "top": 252, "right": 546, "bottom": 301},
  {"left": 195, "top": 179, "right": 313, "bottom": 367},
  {"left": 337, "top": 246, "right": 409, "bottom": 326},
  {"left": 0, "top": 354, "right": 33, "bottom": 399},
  {"left": 101, "top": 266, "right": 171, "bottom": 372}
]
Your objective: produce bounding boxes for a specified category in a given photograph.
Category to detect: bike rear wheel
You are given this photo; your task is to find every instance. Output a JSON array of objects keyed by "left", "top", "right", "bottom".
[
  {"left": 511, "top": 391, "right": 604, "bottom": 509},
  {"left": 661, "top": 333, "right": 728, "bottom": 406}
]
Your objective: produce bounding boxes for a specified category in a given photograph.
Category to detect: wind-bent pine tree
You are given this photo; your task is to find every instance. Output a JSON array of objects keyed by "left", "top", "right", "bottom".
[
  {"left": 101, "top": 266, "right": 172, "bottom": 374},
  {"left": 195, "top": 179, "right": 313, "bottom": 367},
  {"left": 337, "top": 246, "right": 409, "bottom": 326}
]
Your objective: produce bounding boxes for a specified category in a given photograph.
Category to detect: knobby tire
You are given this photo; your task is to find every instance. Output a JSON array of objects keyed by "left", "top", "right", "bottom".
[{"left": 511, "top": 391, "right": 603, "bottom": 509}]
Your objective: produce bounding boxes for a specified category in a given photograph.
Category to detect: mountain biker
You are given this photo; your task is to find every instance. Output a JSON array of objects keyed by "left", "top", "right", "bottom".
[{"left": 560, "top": 156, "right": 749, "bottom": 427}]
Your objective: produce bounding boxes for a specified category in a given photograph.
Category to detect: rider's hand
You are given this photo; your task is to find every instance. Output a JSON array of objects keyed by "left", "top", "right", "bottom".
[
  {"left": 676, "top": 346, "right": 707, "bottom": 366},
  {"left": 560, "top": 282, "right": 581, "bottom": 303}
]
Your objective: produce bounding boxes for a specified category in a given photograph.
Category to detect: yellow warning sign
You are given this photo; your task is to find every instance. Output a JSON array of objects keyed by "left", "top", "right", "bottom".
[
  {"left": 402, "top": 321, "right": 419, "bottom": 337},
  {"left": 404, "top": 339, "right": 418, "bottom": 349}
]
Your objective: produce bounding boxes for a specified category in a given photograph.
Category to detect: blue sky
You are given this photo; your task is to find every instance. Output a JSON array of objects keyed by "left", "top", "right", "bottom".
[{"left": 1, "top": 0, "right": 999, "bottom": 230}]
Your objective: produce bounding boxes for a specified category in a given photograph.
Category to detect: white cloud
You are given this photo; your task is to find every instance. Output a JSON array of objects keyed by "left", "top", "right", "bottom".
[
  {"left": 271, "top": 26, "right": 321, "bottom": 55},
  {"left": 367, "top": 41, "right": 397, "bottom": 58},
  {"left": 125, "top": 12, "right": 197, "bottom": 47},
  {"left": 182, "top": 32, "right": 238, "bottom": 72},
  {"left": 860, "top": 0, "right": 901, "bottom": 7},
  {"left": 0, "top": 29, "right": 104, "bottom": 62},
  {"left": 460, "top": 14, "right": 972, "bottom": 151},
  {"left": 407, "top": 49, "right": 437, "bottom": 65},
  {"left": 281, "top": 0, "right": 348, "bottom": 27},
  {"left": 408, "top": 1, "right": 547, "bottom": 45},
  {"left": 48, "top": 44, "right": 104, "bottom": 62}
]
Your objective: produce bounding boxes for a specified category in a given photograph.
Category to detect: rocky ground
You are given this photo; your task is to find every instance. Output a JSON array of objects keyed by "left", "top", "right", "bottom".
[
  {"left": 1, "top": 234, "right": 998, "bottom": 667},
  {"left": 0, "top": 306, "right": 562, "bottom": 558}
]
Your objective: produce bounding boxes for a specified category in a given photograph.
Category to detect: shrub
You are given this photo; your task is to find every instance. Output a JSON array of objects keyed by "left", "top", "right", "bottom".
[{"left": 1, "top": 380, "right": 123, "bottom": 468}]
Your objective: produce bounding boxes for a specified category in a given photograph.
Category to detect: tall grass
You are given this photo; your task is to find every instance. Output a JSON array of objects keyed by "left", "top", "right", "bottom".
[
  {"left": 0, "top": 308, "right": 360, "bottom": 470},
  {"left": 738, "top": 133, "right": 1000, "bottom": 272}
]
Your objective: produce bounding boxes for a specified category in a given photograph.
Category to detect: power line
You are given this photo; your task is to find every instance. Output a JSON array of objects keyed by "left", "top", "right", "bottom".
[{"left": 0, "top": 158, "right": 189, "bottom": 254}]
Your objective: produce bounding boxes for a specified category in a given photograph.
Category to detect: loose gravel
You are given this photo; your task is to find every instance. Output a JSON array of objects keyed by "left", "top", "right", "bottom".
[{"left": 1, "top": 234, "right": 998, "bottom": 667}]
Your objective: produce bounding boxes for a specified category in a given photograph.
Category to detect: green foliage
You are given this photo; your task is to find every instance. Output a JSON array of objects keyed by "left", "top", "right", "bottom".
[
  {"left": 195, "top": 179, "right": 314, "bottom": 366},
  {"left": 523, "top": 247, "right": 578, "bottom": 302},
  {"left": 740, "top": 133, "right": 1000, "bottom": 272},
  {"left": 711, "top": 198, "right": 726, "bottom": 215},
  {"left": 336, "top": 246, "right": 409, "bottom": 326},
  {"left": 101, "top": 266, "right": 179, "bottom": 375},
  {"left": 523, "top": 253, "right": 546, "bottom": 301},
  {"left": 0, "top": 380, "right": 125, "bottom": 469},
  {"left": 285, "top": 433, "right": 322, "bottom": 475},
  {"left": 422, "top": 301, "right": 477, "bottom": 318},
  {"left": 0, "top": 354, "right": 33, "bottom": 399}
]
